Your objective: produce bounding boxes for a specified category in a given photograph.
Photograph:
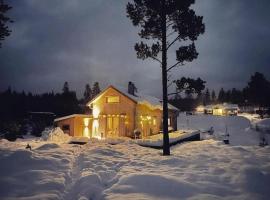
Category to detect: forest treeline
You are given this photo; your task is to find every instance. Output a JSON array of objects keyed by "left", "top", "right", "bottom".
[
  {"left": 0, "top": 82, "right": 101, "bottom": 124},
  {"left": 169, "top": 72, "right": 270, "bottom": 111},
  {"left": 0, "top": 72, "right": 269, "bottom": 126}
]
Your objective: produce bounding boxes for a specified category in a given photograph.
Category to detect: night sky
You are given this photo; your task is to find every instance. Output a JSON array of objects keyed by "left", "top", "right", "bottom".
[{"left": 1, "top": 0, "right": 270, "bottom": 98}]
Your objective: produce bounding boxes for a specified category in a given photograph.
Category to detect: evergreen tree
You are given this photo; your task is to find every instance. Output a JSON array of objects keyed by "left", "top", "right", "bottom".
[
  {"left": 83, "top": 83, "right": 92, "bottom": 103},
  {"left": 246, "top": 72, "right": 270, "bottom": 106},
  {"left": 225, "top": 90, "right": 231, "bottom": 103},
  {"left": 204, "top": 88, "right": 210, "bottom": 105},
  {"left": 211, "top": 90, "right": 216, "bottom": 102},
  {"left": 62, "top": 82, "right": 69, "bottom": 94},
  {"left": 218, "top": 88, "right": 225, "bottom": 103},
  {"left": 127, "top": 0, "right": 205, "bottom": 155},
  {"left": 0, "top": 0, "right": 13, "bottom": 48},
  {"left": 92, "top": 82, "right": 101, "bottom": 98}
]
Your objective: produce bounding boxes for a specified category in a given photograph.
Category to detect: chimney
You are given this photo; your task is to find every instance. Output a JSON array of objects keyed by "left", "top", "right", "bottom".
[{"left": 128, "top": 82, "right": 137, "bottom": 96}]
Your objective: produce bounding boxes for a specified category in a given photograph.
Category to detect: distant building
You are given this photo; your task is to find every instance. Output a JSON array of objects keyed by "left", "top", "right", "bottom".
[
  {"left": 196, "top": 103, "right": 239, "bottom": 116},
  {"left": 54, "top": 85, "right": 179, "bottom": 139}
]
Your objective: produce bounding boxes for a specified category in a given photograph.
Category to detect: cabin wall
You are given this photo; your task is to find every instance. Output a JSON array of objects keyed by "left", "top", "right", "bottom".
[
  {"left": 135, "top": 104, "right": 162, "bottom": 138},
  {"left": 55, "top": 116, "right": 93, "bottom": 137},
  {"left": 91, "top": 87, "right": 137, "bottom": 138},
  {"left": 74, "top": 116, "right": 93, "bottom": 137},
  {"left": 55, "top": 117, "right": 75, "bottom": 136},
  {"left": 169, "top": 110, "right": 178, "bottom": 131}
]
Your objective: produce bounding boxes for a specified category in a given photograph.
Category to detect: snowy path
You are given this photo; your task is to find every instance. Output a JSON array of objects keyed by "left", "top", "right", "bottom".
[{"left": 62, "top": 146, "right": 84, "bottom": 200}]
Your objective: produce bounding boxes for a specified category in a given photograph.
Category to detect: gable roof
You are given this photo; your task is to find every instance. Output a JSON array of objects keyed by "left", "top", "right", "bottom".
[{"left": 87, "top": 85, "right": 179, "bottom": 111}]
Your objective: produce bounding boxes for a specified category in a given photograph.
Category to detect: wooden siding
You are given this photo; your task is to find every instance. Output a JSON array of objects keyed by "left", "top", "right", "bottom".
[
  {"left": 135, "top": 104, "right": 162, "bottom": 137},
  {"left": 55, "top": 115, "right": 93, "bottom": 137},
  {"left": 92, "top": 87, "right": 137, "bottom": 137}
]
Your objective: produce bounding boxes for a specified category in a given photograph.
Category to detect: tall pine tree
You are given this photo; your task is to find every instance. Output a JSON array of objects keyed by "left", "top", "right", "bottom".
[
  {"left": 211, "top": 90, "right": 216, "bottom": 103},
  {"left": 92, "top": 82, "right": 101, "bottom": 98},
  {"left": 0, "top": 0, "right": 13, "bottom": 48},
  {"left": 218, "top": 88, "right": 225, "bottom": 103},
  {"left": 127, "top": 0, "right": 205, "bottom": 155},
  {"left": 83, "top": 84, "right": 92, "bottom": 103},
  {"left": 204, "top": 88, "right": 210, "bottom": 105}
]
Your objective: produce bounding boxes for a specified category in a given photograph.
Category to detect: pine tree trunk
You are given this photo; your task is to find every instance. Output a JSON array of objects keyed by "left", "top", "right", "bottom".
[{"left": 161, "top": 0, "right": 170, "bottom": 156}]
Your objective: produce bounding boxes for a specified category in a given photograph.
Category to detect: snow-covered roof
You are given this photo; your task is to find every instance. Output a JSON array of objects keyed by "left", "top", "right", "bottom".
[
  {"left": 88, "top": 85, "right": 179, "bottom": 111},
  {"left": 54, "top": 114, "right": 92, "bottom": 122}
]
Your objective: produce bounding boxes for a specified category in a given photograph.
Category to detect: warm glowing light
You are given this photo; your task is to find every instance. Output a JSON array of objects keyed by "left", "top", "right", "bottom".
[
  {"left": 93, "top": 105, "right": 100, "bottom": 118},
  {"left": 92, "top": 119, "right": 100, "bottom": 139},
  {"left": 83, "top": 118, "right": 90, "bottom": 126},
  {"left": 153, "top": 119, "right": 156, "bottom": 126},
  {"left": 196, "top": 106, "right": 205, "bottom": 112},
  {"left": 213, "top": 108, "right": 223, "bottom": 116},
  {"left": 147, "top": 116, "right": 151, "bottom": 120},
  {"left": 83, "top": 127, "right": 90, "bottom": 137}
]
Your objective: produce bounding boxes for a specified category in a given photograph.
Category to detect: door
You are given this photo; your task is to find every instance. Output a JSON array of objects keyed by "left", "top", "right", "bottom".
[{"left": 106, "top": 116, "right": 119, "bottom": 137}]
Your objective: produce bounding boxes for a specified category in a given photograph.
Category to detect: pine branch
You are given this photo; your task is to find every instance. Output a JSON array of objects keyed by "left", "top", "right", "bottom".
[
  {"left": 167, "top": 91, "right": 181, "bottom": 96},
  {"left": 167, "top": 62, "right": 183, "bottom": 72},
  {"left": 167, "top": 80, "right": 174, "bottom": 89},
  {"left": 150, "top": 56, "right": 162, "bottom": 64},
  {"left": 167, "top": 35, "right": 180, "bottom": 50},
  {"left": 166, "top": 22, "right": 174, "bottom": 29},
  {"left": 167, "top": 30, "right": 176, "bottom": 38}
]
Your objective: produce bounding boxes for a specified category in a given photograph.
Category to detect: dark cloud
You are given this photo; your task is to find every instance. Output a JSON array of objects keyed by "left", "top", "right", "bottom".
[{"left": 0, "top": 0, "right": 269, "bottom": 97}]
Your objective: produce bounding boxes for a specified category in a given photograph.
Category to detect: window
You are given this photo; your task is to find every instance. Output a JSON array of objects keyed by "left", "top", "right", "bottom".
[
  {"left": 153, "top": 117, "right": 157, "bottom": 126},
  {"left": 106, "top": 96, "right": 120, "bottom": 103},
  {"left": 62, "top": 124, "right": 70, "bottom": 133},
  {"left": 168, "top": 118, "right": 171, "bottom": 126},
  {"left": 107, "top": 116, "right": 119, "bottom": 131},
  {"left": 107, "top": 117, "right": 113, "bottom": 130}
]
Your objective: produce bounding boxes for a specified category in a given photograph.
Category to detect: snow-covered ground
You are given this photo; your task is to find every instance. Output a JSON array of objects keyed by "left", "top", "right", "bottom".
[
  {"left": 0, "top": 114, "right": 270, "bottom": 200},
  {"left": 178, "top": 113, "right": 270, "bottom": 146}
]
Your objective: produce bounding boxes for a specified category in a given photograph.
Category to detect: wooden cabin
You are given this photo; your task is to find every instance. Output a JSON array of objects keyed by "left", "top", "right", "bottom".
[{"left": 54, "top": 85, "right": 179, "bottom": 139}]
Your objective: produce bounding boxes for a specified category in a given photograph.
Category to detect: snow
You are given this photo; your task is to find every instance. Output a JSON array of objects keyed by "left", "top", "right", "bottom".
[
  {"left": 0, "top": 114, "right": 270, "bottom": 200},
  {"left": 41, "top": 127, "right": 71, "bottom": 143},
  {"left": 178, "top": 113, "right": 270, "bottom": 146},
  {"left": 239, "top": 113, "right": 270, "bottom": 132},
  {"left": 133, "top": 130, "right": 199, "bottom": 147}
]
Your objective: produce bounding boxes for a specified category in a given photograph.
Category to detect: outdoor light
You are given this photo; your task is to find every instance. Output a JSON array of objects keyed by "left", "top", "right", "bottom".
[
  {"left": 83, "top": 127, "right": 90, "bottom": 138},
  {"left": 93, "top": 105, "right": 100, "bottom": 118},
  {"left": 83, "top": 118, "right": 90, "bottom": 126}
]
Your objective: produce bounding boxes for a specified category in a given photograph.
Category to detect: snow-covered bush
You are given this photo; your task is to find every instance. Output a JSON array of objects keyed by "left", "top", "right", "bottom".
[{"left": 41, "top": 127, "right": 71, "bottom": 143}]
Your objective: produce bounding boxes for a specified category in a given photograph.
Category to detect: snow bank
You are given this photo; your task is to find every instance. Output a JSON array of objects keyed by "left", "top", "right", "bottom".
[
  {"left": 0, "top": 138, "right": 270, "bottom": 199},
  {"left": 41, "top": 127, "right": 71, "bottom": 143},
  {"left": 133, "top": 130, "right": 199, "bottom": 147},
  {"left": 178, "top": 113, "right": 266, "bottom": 146},
  {"left": 104, "top": 137, "right": 131, "bottom": 145},
  {"left": 1, "top": 114, "right": 270, "bottom": 199},
  {"left": 106, "top": 173, "right": 200, "bottom": 199},
  {"left": 238, "top": 113, "right": 270, "bottom": 133},
  {"left": 253, "top": 118, "right": 270, "bottom": 132},
  {"left": 0, "top": 144, "right": 75, "bottom": 200}
]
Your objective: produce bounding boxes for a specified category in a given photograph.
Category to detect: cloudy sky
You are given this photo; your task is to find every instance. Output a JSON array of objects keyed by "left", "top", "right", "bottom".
[{"left": 0, "top": 0, "right": 270, "bottom": 98}]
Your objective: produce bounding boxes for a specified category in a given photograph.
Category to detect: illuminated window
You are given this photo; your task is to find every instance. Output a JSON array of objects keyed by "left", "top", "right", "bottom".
[
  {"left": 106, "top": 96, "right": 120, "bottom": 103},
  {"left": 107, "top": 117, "right": 113, "bottom": 130},
  {"left": 107, "top": 116, "right": 119, "bottom": 131},
  {"left": 153, "top": 117, "right": 157, "bottom": 126},
  {"left": 168, "top": 118, "right": 171, "bottom": 126}
]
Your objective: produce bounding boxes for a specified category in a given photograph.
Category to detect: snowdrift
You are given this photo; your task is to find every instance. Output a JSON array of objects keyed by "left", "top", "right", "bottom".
[{"left": 41, "top": 127, "right": 71, "bottom": 143}]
